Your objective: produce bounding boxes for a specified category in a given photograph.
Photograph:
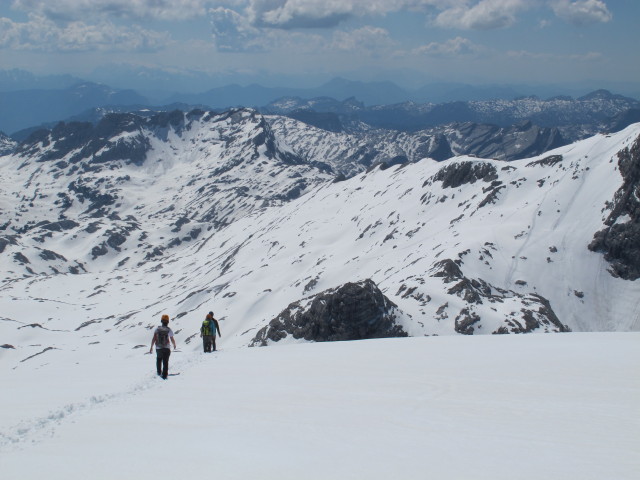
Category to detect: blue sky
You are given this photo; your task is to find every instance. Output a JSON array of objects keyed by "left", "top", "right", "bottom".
[{"left": 0, "top": 0, "right": 638, "bottom": 92}]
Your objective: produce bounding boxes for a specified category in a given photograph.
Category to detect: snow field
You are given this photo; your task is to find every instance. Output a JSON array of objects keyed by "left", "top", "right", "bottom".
[{"left": 1, "top": 333, "right": 639, "bottom": 480}]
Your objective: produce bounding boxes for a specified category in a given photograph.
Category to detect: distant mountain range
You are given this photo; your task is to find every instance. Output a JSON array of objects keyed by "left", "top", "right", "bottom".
[
  {"left": 163, "top": 77, "right": 640, "bottom": 114},
  {"left": 165, "top": 77, "right": 421, "bottom": 108},
  {"left": 2, "top": 69, "right": 639, "bottom": 137},
  {"left": 5, "top": 89, "right": 638, "bottom": 166},
  {"left": 262, "top": 90, "right": 640, "bottom": 139}
]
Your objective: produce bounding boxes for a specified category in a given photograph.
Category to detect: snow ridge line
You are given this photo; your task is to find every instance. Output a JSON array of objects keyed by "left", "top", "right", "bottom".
[{"left": 0, "top": 350, "right": 206, "bottom": 451}]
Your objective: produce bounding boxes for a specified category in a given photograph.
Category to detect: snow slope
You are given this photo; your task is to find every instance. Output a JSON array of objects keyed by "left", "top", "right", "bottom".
[
  {"left": 0, "top": 123, "right": 639, "bottom": 365},
  {"left": 1, "top": 333, "right": 638, "bottom": 480}
]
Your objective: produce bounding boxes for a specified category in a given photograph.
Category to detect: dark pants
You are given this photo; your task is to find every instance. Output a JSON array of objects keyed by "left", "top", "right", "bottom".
[
  {"left": 156, "top": 348, "right": 171, "bottom": 378},
  {"left": 212, "top": 336, "right": 217, "bottom": 352},
  {"left": 203, "top": 335, "right": 213, "bottom": 352}
]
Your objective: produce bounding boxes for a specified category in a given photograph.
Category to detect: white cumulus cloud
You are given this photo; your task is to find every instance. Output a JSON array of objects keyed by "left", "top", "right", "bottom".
[
  {"left": 10, "top": 0, "right": 217, "bottom": 21},
  {"left": 210, "top": 7, "right": 266, "bottom": 52},
  {"left": 210, "top": 6, "right": 331, "bottom": 53},
  {"left": 246, "top": 0, "right": 353, "bottom": 29},
  {"left": 433, "top": 0, "right": 529, "bottom": 30},
  {"left": 550, "top": 0, "right": 612, "bottom": 26},
  {"left": 0, "top": 13, "right": 170, "bottom": 52},
  {"left": 243, "top": 0, "right": 451, "bottom": 29}
]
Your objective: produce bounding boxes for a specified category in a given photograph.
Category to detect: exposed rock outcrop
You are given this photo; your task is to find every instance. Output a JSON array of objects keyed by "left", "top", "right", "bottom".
[
  {"left": 250, "top": 279, "right": 407, "bottom": 346},
  {"left": 429, "top": 259, "right": 570, "bottom": 335},
  {"left": 425, "top": 161, "right": 498, "bottom": 189},
  {"left": 0, "top": 131, "right": 16, "bottom": 155},
  {"left": 589, "top": 134, "right": 640, "bottom": 280},
  {"left": 17, "top": 114, "right": 150, "bottom": 166}
]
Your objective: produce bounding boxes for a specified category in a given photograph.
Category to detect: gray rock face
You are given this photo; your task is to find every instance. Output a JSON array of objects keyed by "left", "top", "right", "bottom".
[
  {"left": 589, "top": 134, "right": 640, "bottom": 280},
  {"left": 429, "top": 258, "right": 571, "bottom": 335},
  {"left": 0, "top": 236, "right": 18, "bottom": 253},
  {"left": 39, "top": 220, "right": 80, "bottom": 232},
  {"left": 426, "top": 161, "right": 498, "bottom": 189},
  {"left": 250, "top": 279, "right": 407, "bottom": 346},
  {"left": 0, "top": 132, "right": 16, "bottom": 155},
  {"left": 442, "top": 121, "right": 566, "bottom": 161},
  {"left": 494, "top": 295, "right": 570, "bottom": 334},
  {"left": 268, "top": 116, "right": 568, "bottom": 177},
  {"left": 526, "top": 154, "right": 563, "bottom": 168},
  {"left": 17, "top": 114, "right": 150, "bottom": 166}
]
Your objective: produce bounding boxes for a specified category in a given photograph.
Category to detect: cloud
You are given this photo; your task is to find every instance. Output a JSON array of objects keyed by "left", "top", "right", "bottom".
[
  {"left": 243, "top": 0, "right": 449, "bottom": 30},
  {"left": 11, "top": 0, "right": 431, "bottom": 26},
  {"left": 0, "top": 13, "right": 170, "bottom": 52},
  {"left": 538, "top": 19, "right": 552, "bottom": 28},
  {"left": 210, "top": 6, "right": 334, "bottom": 54},
  {"left": 246, "top": 0, "right": 353, "bottom": 29},
  {"left": 433, "top": 0, "right": 528, "bottom": 30},
  {"left": 210, "top": 9, "right": 396, "bottom": 57},
  {"left": 413, "top": 36, "right": 484, "bottom": 56},
  {"left": 429, "top": 0, "right": 612, "bottom": 30},
  {"left": 10, "top": 0, "right": 217, "bottom": 21},
  {"left": 330, "top": 26, "right": 397, "bottom": 53},
  {"left": 549, "top": 0, "right": 612, "bottom": 26},
  {"left": 10, "top": 0, "right": 615, "bottom": 31},
  {"left": 240, "top": 0, "right": 615, "bottom": 32},
  {"left": 506, "top": 49, "right": 603, "bottom": 61},
  {"left": 210, "top": 7, "right": 266, "bottom": 52}
]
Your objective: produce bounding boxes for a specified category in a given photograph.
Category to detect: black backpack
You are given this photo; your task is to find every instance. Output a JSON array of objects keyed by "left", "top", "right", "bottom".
[{"left": 157, "top": 325, "right": 170, "bottom": 347}]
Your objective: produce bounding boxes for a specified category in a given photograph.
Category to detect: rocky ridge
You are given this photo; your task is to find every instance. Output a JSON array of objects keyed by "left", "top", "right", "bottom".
[{"left": 0, "top": 108, "right": 334, "bottom": 275}]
